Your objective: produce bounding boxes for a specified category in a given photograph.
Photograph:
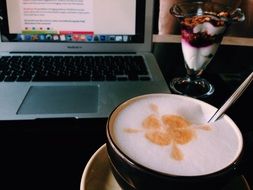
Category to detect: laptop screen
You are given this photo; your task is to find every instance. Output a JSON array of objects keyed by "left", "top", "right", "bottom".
[{"left": 0, "top": 0, "right": 145, "bottom": 43}]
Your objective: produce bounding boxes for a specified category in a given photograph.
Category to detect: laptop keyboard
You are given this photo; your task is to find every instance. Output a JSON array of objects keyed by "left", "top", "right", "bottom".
[{"left": 0, "top": 55, "right": 151, "bottom": 82}]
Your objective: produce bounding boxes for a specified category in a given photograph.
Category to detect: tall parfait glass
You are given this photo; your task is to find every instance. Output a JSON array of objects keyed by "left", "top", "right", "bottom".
[{"left": 169, "top": 1, "right": 245, "bottom": 98}]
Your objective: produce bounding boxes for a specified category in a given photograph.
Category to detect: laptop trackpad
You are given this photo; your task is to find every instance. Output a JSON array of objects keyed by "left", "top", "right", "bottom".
[{"left": 17, "top": 86, "right": 98, "bottom": 114}]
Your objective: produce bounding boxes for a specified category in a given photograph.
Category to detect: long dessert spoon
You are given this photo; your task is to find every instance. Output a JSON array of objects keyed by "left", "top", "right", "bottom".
[{"left": 208, "top": 71, "right": 253, "bottom": 123}]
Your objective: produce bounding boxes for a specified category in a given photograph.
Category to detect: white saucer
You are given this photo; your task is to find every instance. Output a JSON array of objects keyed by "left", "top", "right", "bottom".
[
  {"left": 80, "top": 144, "right": 251, "bottom": 190},
  {"left": 80, "top": 144, "right": 121, "bottom": 190}
]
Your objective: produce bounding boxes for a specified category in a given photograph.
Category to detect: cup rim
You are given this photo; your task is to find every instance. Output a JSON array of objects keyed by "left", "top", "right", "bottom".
[
  {"left": 106, "top": 93, "right": 244, "bottom": 179},
  {"left": 170, "top": 1, "right": 232, "bottom": 18}
]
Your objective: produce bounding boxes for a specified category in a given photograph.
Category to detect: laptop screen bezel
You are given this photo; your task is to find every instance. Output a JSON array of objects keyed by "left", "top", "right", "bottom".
[{"left": 0, "top": 0, "right": 153, "bottom": 53}]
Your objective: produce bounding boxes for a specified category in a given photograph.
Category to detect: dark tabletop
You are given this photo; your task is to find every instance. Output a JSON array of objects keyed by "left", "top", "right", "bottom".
[{"left": 0, "top": 43, "right": 252, "bottom": 190}]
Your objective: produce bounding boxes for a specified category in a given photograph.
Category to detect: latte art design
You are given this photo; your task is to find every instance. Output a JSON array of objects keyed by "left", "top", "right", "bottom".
[{"left": 124, "top": 103, "right": 211, "bottom": 161}]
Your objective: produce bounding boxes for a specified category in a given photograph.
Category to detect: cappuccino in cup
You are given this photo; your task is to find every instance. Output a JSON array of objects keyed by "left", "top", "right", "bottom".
[{"left": 108, "top": 94, "right": 243, "bottom": 177}]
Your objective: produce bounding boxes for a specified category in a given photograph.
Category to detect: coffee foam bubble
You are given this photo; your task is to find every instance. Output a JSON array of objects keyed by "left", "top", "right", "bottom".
[{"left": 110, "top": 94, "right": 243, "bottom": 176}]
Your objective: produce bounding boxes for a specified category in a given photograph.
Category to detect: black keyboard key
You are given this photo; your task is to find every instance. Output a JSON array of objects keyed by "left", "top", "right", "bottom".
[{"left": 139, "top": 76, "right": 151, "bottom": 81}]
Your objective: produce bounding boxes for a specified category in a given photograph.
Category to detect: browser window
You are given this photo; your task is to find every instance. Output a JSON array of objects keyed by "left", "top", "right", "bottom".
[{"left": 3, "top": 0, "right": 139, "bottom": 42}]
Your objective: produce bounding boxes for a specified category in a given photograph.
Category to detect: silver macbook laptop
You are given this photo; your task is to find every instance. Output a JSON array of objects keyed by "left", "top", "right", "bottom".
[{"left": 0, "top": 0, "right": 169, "bottom": 120}]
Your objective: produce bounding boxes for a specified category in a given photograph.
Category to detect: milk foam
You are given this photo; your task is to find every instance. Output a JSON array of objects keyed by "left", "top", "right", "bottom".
[{"left": 110, "top": 94, "right": 243, "bottom": 176}]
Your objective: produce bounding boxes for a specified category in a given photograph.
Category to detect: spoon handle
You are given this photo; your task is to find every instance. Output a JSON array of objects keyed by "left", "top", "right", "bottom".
[{"left": 208, "top": 72, "right": 253, "bottom": 123}]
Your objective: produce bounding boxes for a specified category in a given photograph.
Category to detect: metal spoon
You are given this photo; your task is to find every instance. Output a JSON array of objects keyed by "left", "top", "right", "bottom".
[{"left": 208, "top": 71, "right": 253, "bottom": 123}]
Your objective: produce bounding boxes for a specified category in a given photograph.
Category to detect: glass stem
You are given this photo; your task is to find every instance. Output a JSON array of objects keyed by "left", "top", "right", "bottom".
[{"left": 187, "top": 74, "right": 199, "bottom": 81}]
